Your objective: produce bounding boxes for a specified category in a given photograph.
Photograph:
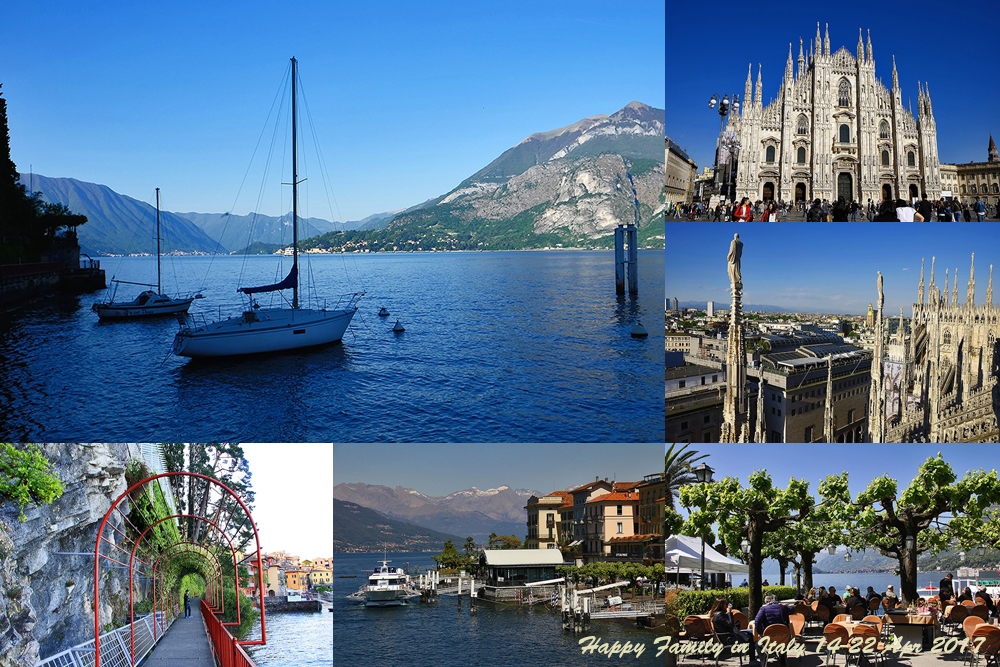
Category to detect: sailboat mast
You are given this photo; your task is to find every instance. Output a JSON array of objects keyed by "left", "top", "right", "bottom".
[
  {"left": 291, "top": 56, "right": 299, "bottom": 310},
  {"left": 155, "top": 187, "right": 161, "bottom": 294}
]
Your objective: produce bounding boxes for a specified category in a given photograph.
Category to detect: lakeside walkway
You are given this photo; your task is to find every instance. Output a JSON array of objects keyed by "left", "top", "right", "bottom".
[{"left": 141, "top": 597, "right": 215, "bottom": 667}]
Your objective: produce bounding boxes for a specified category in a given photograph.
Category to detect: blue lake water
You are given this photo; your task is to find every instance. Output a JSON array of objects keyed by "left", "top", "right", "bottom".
[
  {"left": 0, "top": 250, "right": 663, "bottom": 442},
  {"left": 246, "top": 606, "right": 333, "bottom": 667},
  {"left": 333, "top": 551, "right": 664, "bottom": 666}
]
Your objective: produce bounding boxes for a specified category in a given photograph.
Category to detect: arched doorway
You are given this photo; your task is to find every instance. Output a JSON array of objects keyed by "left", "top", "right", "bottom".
[
  {"left": 882, "top": 184, "right": 893, "bottom": 201},
  {"left": 795, "top": 183, "right": 806, "bottom": 203},
  {"left": 837, "top": 173, "right": 853, "bottom": 202},
  {"left": 762, "top": 182, "right": 774, "bottom": 201},
  {"left": 909, "top": 184, "right": 918, "bottom": 201}
]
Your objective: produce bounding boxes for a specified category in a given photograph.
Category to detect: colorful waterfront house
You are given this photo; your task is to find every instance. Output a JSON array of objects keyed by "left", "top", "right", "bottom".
[
  {"left": 583, "top": 485, "right": 641, "bottom": 563},
  {"left": 569, "top": 477, "right": 616, "bottom": 561},
  {"left": 308, "top": 568, "right": 332, "bottom": 587},
  {"left": 524, "top": 491, "right": 572, "bottom": 549},
  {"left": 266, "top": 563, "right": 284, "bottom": 596},
  {"left": 284, "top": 569, "right": 308, "bottom": 592},
  {"left": 479, "top": 549, "right": 567, "bottom": 586},
  {"left": 636, "top": 472, "right": 666, "bottom": 564},
  {"left": 312, "top": 557, "right": 333, "bottom": 570}
]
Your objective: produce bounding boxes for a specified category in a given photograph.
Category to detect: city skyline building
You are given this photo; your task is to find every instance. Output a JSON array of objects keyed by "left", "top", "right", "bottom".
[{"left": 729, "top": 24, "right": 940, "bottom": 204}]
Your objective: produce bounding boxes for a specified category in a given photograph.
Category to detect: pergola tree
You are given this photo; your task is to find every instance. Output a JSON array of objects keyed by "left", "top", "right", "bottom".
[
  {"left": 764, "top": 477, "right": 846, "bottom": 592},
  {"left": 680, "top": 470, "right": 813, "bottom": 616},
  {"left": 821, "top": 454, "right": 1000, "bottom": 605}
]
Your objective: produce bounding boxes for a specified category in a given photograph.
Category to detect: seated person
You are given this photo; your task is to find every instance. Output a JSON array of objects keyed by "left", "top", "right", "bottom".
[
  {"left": 976, "top": 590, "right": 996, "bottom": 615},
  {"left": 804, "top": 587, "right": 817, "bottom": 603},
  {"left": 865, "top": 586, "right": 881, "bottom": 605},
  {"left": 883, "top": 585, "right": 899, "bottom": 607},
  {"left": 754, "top": 595, "right": 790, "bottom": 665},
  {"left": 957, "top": 586, "right": 974, "bottom": 603},
  {"left": 709, "top": 597, "right": 756, "bottom": 660},
  {"left": 843, "top": 588, "right": 865, "bottom": 613},
  {"left": 827, "top": 586, "right": 843, "bottom": 605},
  {"left": 817, "top": 590, "right": 836, "bottom": 616}
]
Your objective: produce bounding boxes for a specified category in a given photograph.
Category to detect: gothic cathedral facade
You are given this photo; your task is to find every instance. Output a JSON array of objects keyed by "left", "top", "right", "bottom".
[{"left": 730, "top": 24, "right": 942, "bottom": 205}]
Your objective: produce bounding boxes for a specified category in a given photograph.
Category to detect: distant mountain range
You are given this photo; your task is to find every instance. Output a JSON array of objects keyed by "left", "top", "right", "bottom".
[
  {"left": 332, "top": 482, "right": 543, "bottom": 542},
  {"left": 18, "top": 173, "right": 395, "bottom": 255},
  {"left": 19, "top": 100, "right": 665, "bottom": 254},
  {"left": 672, "top": 300, "right": 848, "bottom": 315},
  {"left": 334, "top": 498, "right": 464, "bottom": 552}
]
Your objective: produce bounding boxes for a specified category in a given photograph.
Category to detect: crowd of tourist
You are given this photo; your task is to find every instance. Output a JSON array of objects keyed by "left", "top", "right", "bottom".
[{"left": 667, "top": 195, "right": 998, "bottom": 222}]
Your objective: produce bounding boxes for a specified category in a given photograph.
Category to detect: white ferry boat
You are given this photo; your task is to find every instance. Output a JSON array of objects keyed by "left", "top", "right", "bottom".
[{"left": 348, "top": 558, "right": 420, "bottom": 607}]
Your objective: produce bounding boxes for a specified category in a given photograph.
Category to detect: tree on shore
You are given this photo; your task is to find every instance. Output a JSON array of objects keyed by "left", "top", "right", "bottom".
[
  {"left": 681, "top": 470, "right": 812, "bottom": 617},
  {"left": 821, "top": 454, "right": 1000, "bottom": 605},
  {"left": 0, "top": 84, "right": 87, "bottom": 263}
]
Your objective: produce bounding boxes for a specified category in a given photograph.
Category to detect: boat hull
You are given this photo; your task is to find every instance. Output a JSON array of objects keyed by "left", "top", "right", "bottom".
[
  {"left": 173, "top": 307, "right": 356, "bottom": 357},
  {"left": 94, "top": 297, "right": 194, "bottom": 319}
]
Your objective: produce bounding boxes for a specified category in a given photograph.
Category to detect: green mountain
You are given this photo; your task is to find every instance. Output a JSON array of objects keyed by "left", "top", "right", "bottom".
[
  {"left": 334, "top": 498, "right": 464, "bottom": 552},
  {"left": 18, "top": 173, "right": 221, "bottom": 256}
]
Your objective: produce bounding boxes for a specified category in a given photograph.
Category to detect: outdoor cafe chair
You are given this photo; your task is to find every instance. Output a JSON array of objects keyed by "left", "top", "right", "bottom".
[
  {"left": 850, "top": 605, "right": 867, "bottom": 621},
  {"left": 809, "top": 602, "right": 830, "bottom": 630},
  {"left": 833, "top": 614, "right": 851, "bottom": 624},
  {"left": 758, "top": 624, "right": 793, "bottom": 667},
  {"left": 977, "top": 597, "right": 989, "bottom": 607},
  {"left": 868, "top": 598, "right": 881, "bottom": 616},
  {"left": 973, "top": 606, "right": 991, "bottom": 621},
  {"left": 852, "top": 624, "right": 887, "bottom": 667},
  {"left": 822, "top": 622, "right": 850, "bottom": 665},
  {"left": 681, "top": 615, "right": 714, "bottom": 661},
  {"left": 945, "top": 604, "right": 971, "bottom": 636},
  {"left": 862, "top": 615, "right": 882, "bottom": 633},
  {"left": 794, "top": 603, "right": 812, "bottom": 621},
  {"left": 789, "top": 612, "right": 806, "bottom": 640},
  {"left": 965, "top": 624, "right": 1000, "bottom": 667},
  {"left": 965, "top": 600, "right": 978, "bottom": 607},
  {"left": 881, "top": 598, "right": 897, "bottom": 613},
  {"left": 964, "top": 615, "right": 987, "bottom": 639},
  {"left": 733, "top": 610, "right": 749, "bottom": 631}
]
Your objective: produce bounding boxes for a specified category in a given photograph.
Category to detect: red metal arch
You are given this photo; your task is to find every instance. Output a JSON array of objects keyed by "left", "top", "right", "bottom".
[
  {"left": 153, "top": 542, "right": 224, "bottom": 636},
  {"left": 93, "top": 471, "right": 266, "bottom": 667}
]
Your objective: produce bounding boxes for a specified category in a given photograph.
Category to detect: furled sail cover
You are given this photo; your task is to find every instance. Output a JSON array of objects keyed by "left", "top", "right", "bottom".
[{"left": 238, "top": 265, "right": 297, "bottom": 294}]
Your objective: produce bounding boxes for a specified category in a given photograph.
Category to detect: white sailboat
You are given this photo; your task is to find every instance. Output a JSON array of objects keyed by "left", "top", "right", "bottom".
[
  {"left": 172, "top": 57, "right": 359, "bottom": 358},
  {"left": 92, "top": 188, "right": 197, "bottom": 319}
]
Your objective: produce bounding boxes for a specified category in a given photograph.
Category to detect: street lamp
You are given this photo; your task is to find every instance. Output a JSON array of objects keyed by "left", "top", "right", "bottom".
[
  {"left": 978, "top": 545, "right": 987, "bottom": 556},
  {"left": 827, "top": 545, "right": 837, "bottom": 555},
  {"left": 708, "top": 93, "right": 740, "bottom": 204},
  {"left": 693, "top": 464, "right": 715, "bottom": 590},
  {"left": 741, "top": 538, "right": 751, "bottom": 555},
  {"left": 845, "top": 551, "right": 852, "bottom": 563},
  {"left": 904, "top": 534, "right": 916, "bottom": 553},
  {"left": 959, "top": 551, "right": 966, "bottom": 563}
]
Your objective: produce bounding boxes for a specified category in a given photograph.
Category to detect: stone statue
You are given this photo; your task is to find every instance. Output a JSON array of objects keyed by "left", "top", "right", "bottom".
[
  {"left": 877, "top": 271, "right": 884, "bottom": 310},
  {"left": 728, "top": 233, "right": 743, "bottom": 287}
]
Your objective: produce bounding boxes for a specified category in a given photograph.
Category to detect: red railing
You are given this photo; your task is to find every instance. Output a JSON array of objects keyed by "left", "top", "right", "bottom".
[{"left": 202, "top": 599, "right": 257, "bottom": 667}]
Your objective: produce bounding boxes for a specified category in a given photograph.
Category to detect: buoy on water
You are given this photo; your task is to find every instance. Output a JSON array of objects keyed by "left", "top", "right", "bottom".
[
  {"left": 378, "top": 307, "right": 390, "bottom": 316},
  {"left": 630, "top": 322, "right": 648, "bottom": 338},
  {"left": 392, "top": 319, "right": 405, "bottom": 332}
]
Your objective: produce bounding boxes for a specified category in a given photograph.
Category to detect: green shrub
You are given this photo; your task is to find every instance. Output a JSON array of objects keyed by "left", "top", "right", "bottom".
[
  {"left": 674, "top": 585, "right": 799, "bottom": 618},
  {"left": 0, "top": 444, "right": 64, "bottom": 521}
]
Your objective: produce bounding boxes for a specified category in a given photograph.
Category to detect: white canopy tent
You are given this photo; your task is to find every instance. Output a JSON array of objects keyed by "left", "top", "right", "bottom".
[{"left": 664, "top": 535, "right": 748, "bottom": 585}]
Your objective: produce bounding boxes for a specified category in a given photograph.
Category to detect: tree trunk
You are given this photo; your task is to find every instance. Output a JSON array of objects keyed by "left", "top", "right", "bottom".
[
  {"left": 801, "top": 551, "right": 815, "bottom": 592},
  {"left": 778, "top": 557, "right": 787, "bottom": 586},
  {"left": 748, "top": 519, "right": 763, "bottom": 618},
  {"left": 899, "top": 542, "right": 918, "bottom": 606}
]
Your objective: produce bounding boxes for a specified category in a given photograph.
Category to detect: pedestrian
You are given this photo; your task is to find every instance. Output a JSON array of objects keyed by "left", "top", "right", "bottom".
[
  {"left": 734, "top": 197, "right": 753, "bottom": 222},
  {"left": 916, "top": 193, "right": 935, "bottom": 223},
  {"left": 850, "top": 200, "right": 859, "bottom": 221},
  {"left": 895, "top": 199, "right": 922, "bottom": 222},
  {"left": 875, "top": 200, "right": 900, "bottom": 221},
  {"left": 807, "top": 198, "right": 824, "bottom": 222},
  {"left": 184, "top": 589, "right": 191, "bottom": 618},
  {"left": 974, "top": 196, "right": 987, "bottom": 222},
  {"left": 831, "top": 198, "right": 849, "bottom": 222}
]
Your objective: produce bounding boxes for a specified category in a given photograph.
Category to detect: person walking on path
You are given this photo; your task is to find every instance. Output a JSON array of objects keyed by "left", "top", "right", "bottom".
[
  {"left": 184, "top": 590, "right": 191, "bottom": 618},
  {"left": 916, "top": 194, "right": 935, "bottom": 224},
  {"left": 975, "top": 197, "right": 987, "bottom": 222}
]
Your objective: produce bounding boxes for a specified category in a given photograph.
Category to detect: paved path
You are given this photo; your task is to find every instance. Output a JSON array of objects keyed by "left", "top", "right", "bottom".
[{"left": 142, "top": 597, "right": 215, "bottom": 666}]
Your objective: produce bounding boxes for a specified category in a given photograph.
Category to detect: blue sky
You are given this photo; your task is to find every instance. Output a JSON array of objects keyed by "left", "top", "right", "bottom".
[
  {"left": 665, "top": 0, "right": 999, "bottom": 172},
  {"left": 666, "top": 223, "right": 1000, "bottom": 315},
  {"left": 2, "top": 1, "right": 664, "bottom": 221},
  {"left": 333, "top": 444, "right": 663, "bottom": 496}
]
